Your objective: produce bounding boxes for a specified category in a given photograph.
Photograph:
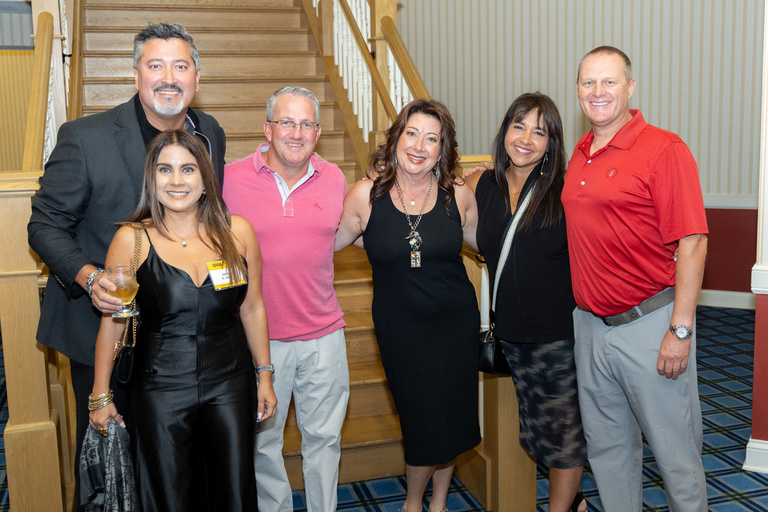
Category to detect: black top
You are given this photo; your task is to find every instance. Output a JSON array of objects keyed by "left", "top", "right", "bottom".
[{"left": 475, "top": 171, "right": 575, "bottom": 343}]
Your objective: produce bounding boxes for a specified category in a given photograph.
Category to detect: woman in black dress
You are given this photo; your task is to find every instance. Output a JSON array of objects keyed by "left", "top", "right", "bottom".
[
  {"left": 466, "top": 93, "right": 587, "bottom": 512},
  {"left": 336, "top": 99, "right": 480, "bottom": 512},
  {"left": 88, "top": 130, "right": 276, "bottom": 511}
]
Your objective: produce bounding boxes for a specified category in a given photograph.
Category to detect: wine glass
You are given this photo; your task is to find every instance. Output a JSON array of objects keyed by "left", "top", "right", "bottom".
[{"left": 106, "top": 264, "right": 140, "bottom": 318}]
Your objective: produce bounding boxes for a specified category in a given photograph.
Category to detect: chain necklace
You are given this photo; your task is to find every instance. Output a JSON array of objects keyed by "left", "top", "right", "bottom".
[
  {"left": 167, "top": 225, "right": 197, "bottom": 248},
  {"left": 393, "top": 173, "right": 434, "bottom": 268}
]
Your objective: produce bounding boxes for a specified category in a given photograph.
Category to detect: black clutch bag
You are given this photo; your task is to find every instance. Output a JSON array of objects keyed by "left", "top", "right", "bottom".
[{"left": 478, "top": 327, "right": 511, "bottom": 375}]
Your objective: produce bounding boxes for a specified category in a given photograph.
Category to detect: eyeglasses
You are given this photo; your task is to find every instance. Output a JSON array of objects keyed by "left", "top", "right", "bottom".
[{"left": 269, "top": 119, "right": 319, "bottom": 132}]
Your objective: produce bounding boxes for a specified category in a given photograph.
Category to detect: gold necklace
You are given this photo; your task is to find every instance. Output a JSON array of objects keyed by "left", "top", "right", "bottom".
[
  {"left": 401, "top": 183, "right": 430, "bottom": 207},
  {"left": 167, "top": 225, "right": 197, "bottom": 248}
]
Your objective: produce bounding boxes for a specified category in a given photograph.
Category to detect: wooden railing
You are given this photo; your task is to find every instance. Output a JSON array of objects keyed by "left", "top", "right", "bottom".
[
  {"left": 300, "top": 2, "right": 536, "bottom": 509},
  {"left": 380, "top": 16, "right": 429, "bottom": 105},
  {"left": 67, "top": 0, "right": 84, "bottom": 121},
  {"left": 1, "top": 11, "right": 73, "bottom": 511},
  {"left": 21, "top": 13, "right": 53, "bottom": 172}
]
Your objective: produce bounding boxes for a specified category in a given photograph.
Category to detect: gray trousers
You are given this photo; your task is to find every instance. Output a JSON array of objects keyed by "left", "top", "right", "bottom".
[
  {"left": 573, "top": 303, "right": 707, "bottom": 512},
  {"left": 254, "top": 328, "right": 350, "bottom": 512}
]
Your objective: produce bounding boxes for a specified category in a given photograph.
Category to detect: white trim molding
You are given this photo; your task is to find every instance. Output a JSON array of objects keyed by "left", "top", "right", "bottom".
[
  {"left": 751, "top": 264, "right": 768, "bottom": 295},
  {"left": 703, "top": 195, "right": 758, "bottom": 210},
  {"left": 744, "top": 437, "right": 768, "bottom": 474},
  {"left": 698, "top": 290, "right": 756, "bottom": 310}
]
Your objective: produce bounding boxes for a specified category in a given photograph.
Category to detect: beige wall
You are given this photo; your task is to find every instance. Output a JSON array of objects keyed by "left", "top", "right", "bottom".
[
  {"left": 0, "top": 50, "right": 34, "bottom": 172},
  {"left": 398, "top": 0, "right": 765, "bottom": 208}
]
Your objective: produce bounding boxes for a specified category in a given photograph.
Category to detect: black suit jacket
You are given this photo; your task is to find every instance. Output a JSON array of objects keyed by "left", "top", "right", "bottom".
[{"left": 28, "top": 96, "right": 226, "bottom": 365}]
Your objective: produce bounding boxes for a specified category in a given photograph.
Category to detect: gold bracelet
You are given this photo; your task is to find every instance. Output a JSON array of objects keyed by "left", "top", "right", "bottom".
[{"left": 88, "top": 389, "right": 114, "bottom": 411}]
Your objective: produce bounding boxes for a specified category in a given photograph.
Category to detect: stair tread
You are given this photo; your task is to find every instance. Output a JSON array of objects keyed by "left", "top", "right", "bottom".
[
  {"left": 85, "top": 26, "right": 311, "bottom": 34},
  {"left": 283, "top": 414, "right": 402, "bottom": 456},
  {"left": 343, "top": 311, "right": 374, "bottom": 330},
  {"left": 85, "top": 50, "right": 319, "bottom": 57},
  {"left": 83, "top": 101, "right": 339, "bottom": 113},
  {"left": 348, "top": 360, "right": 386, "bottom": 384},
  {"left": 85, "top": 3, "right": 302, "bottom": 11}
]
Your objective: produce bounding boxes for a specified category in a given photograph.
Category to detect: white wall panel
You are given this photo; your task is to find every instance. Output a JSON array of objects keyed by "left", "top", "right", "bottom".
[{"left": 399, "top": 0, "right": 765, "bottom": 208}]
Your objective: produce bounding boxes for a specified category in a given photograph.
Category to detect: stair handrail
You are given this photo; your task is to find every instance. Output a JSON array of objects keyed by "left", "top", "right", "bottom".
[
  {"left": 67, "top": 0, "right": 84, "bottom": 121},
  {"left": 380, "top": 16, "right": 430, "bottom": 105},
  {"left": 335, "top": 0, "right": 397, "bottom": 125},
  {"left": 22, "top": 12, "right": 54, "bottom": 172},
  {"left": 305, "top": 0, "right": 423, "bottom": 143}
]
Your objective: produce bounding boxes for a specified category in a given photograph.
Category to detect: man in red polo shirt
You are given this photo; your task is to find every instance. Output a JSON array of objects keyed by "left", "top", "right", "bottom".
[{"left": 561, "top": 46, "right": 708, "bottom": 511}]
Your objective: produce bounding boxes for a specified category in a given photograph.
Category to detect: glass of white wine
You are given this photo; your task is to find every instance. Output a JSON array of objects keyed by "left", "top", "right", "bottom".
[{"left": 106, "top": 264, "right": 140, "bottom": 318}]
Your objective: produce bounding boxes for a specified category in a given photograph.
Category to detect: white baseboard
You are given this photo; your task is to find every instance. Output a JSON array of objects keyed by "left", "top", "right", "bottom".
[
  {"left": 743, "top": 437, "right": 768, "bottom": 473},
  {"left": 698, "top": 290, "right": 756, "bottom": 310}
]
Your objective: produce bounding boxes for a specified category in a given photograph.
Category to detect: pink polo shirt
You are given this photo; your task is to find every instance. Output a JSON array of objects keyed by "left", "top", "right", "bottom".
[{"left": 223, "top": 143, "right": 347, "bottom": 341}]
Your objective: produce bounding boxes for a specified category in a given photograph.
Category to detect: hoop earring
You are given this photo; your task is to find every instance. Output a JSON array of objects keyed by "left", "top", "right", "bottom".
[{"left": 540, "top": 152, "right": 549, "bottom": 176}]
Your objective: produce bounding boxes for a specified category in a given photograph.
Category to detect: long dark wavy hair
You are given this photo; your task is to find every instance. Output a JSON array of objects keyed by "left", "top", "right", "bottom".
[
  {"left": 489, "top": 92, "right": 567, "bottom": 230},
  {"left": 126, "top": 130, "right": 246, "bottom": 282},
  {"left": 369, "top": 98, "right": 460, "bottom": 211}
]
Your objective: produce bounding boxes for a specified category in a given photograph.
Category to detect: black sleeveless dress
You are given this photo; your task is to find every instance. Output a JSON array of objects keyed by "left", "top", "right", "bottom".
[
  {"left": 128, "top": 235, "right": 257, "bottom": 511},
  {"left": 363, "top": 189, "right": 481, "bottom": 466}
]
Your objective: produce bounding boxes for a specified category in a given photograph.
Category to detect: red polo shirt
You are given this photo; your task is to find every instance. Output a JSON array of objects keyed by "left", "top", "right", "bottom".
[{"left": 562, "top": 110, "right": 708, "bottom": 317}]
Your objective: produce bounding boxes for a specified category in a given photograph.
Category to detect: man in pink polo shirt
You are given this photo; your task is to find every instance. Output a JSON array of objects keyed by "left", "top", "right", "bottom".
[
  {"left": 223, "top": 86, "right": 349, "bottom": 512},
  {"left": 561, "top": 47, "right": 708, "bottom": 511}
]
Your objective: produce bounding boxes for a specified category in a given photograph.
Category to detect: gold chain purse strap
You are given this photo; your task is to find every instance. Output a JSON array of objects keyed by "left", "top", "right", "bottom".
[{"left": 113, "top": 228, "right": 141, "bottom": 360}]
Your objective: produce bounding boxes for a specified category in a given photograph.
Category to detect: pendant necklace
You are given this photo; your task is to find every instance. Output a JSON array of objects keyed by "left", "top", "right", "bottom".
[
  {"left": 394, "top": 173, "right": 434, "bottom": 268},
  {"left": 402, "top": 188, "right": 422, "bottom": 207},
  {"left": 167, "top": 225, "right": 197, "bottom": 248}
]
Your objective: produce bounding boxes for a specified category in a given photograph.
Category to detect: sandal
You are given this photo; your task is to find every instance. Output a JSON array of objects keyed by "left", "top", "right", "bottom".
[{"left": 570, "top": 489, "right": 586, "bottom": 512}]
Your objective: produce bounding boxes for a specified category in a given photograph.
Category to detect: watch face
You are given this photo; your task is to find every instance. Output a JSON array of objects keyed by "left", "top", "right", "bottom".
[{"left": 674, "top": 326, "right": 692, "bottom": 339}]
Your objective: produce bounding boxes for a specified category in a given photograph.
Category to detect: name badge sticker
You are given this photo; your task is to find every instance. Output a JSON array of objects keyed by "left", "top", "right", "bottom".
[{"left": 207, "top": 260, "right": 247, "bottom": 291}]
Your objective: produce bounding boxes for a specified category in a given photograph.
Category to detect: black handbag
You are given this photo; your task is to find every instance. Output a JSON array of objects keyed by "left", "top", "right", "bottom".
[
  {"left": 112, "top": 228, "right": 141, "bottom": 384},
  {"left": 478, "top": 313, "right": 511, "bottom": 375},
  {"left": 478, "top": 184, "right": 535, "bottom": 375}
]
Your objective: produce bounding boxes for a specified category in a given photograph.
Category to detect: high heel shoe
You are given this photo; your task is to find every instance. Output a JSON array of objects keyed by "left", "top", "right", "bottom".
[{"left": 570, "top": 489, "right": 586, "bottom": 512}]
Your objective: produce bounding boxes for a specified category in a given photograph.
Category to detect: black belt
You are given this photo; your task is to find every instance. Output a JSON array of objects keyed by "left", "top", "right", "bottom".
[{"left": 587, "top": 286, "right": 675, "bottom": 327}]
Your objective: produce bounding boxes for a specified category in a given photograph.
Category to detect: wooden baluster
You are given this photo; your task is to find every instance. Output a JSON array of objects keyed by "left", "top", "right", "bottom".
[{"left": 368, "top": 0, "right": 397, "bottom": 151}]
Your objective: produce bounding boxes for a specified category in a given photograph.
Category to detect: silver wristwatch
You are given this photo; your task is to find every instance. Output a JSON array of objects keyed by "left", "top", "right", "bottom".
[{"left": 669, "top": 324, "right": 693, "bottom": 340}]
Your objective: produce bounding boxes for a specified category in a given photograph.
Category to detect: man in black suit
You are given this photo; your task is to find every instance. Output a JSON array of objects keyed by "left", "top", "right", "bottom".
[{"left": 27, "top": 22, "right": 225, "bottom": 509}]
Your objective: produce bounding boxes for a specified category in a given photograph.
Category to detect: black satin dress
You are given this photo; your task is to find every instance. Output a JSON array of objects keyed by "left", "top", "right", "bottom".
[{"left": 128, "top": 235, "right": 257, "bottom": 511}]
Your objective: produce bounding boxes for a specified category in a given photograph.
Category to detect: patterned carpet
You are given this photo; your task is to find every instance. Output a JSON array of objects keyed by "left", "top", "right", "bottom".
[
  {"left": 0, "top": 306, "right": 764, "bottom": 511},
  {"left": 290, "top": 306, "right": 766, "bottom": 512}
]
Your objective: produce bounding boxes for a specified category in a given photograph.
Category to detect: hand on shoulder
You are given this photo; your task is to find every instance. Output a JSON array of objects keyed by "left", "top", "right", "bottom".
[{"left": 462, "top": 169, "right": 483, "bottom": 194}]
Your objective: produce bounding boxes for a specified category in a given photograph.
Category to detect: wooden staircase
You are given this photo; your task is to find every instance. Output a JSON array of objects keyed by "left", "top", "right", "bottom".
[
  {"left": 80, "top": 0, "right": 403, "bottom": 488},
  {"left": 81, "top": 0, "right": 360, "bottom": 182}
]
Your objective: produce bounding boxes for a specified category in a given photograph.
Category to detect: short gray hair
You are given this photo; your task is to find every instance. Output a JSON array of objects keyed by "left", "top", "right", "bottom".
[
  {"left": 133, "top": 23, "right": 199, "bottom": 72},
  {"left": 266, "top": 86, "right": 321, "bottom": 124}
]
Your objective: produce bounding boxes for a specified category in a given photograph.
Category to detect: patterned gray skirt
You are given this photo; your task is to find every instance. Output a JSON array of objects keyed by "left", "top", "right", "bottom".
[{"left": 499, "top": 338, "right": 588, "bottom": 469}]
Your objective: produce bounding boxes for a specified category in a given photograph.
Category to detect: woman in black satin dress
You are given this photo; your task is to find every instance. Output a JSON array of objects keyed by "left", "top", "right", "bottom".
[{"left": 89, "top": 130, "right": 276, "bottom": 511}]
